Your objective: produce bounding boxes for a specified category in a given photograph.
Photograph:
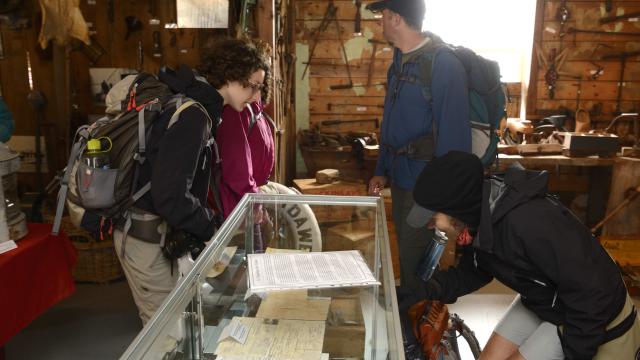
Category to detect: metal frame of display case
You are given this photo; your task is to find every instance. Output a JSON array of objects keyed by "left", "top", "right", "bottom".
[{"left": 120, "top": 193, "right": 404, "bottom": 360}]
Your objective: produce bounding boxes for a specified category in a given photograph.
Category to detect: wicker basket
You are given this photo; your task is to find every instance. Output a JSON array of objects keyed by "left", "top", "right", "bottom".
[{"left": 60, "top": 216, "right": 124, "bottom": 284}]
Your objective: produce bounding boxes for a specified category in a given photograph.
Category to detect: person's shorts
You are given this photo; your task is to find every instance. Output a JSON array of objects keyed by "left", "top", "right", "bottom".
[
  {"left": 494, "top": 294, "right": 640, "bottom": 360},
  {"left": 494, "top": 295, "right": 563, "bottom": 360}
]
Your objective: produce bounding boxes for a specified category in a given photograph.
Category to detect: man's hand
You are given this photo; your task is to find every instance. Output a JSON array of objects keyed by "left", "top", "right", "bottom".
[
  {"left": 368, "top": 175, "right": 387, "bottom": 196},
  {"left": 506, "top": 118, "right": 533, "bottom": 136}
]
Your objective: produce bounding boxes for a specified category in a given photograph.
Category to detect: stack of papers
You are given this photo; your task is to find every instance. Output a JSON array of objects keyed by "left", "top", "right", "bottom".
[{"left": 247, "top": 250, "right": 380, "bottom": 293}]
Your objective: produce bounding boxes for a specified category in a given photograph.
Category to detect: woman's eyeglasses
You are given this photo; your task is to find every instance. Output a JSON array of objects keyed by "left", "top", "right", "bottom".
[{"left": 246, "top": 80, "right": 265, "bottom": 94}]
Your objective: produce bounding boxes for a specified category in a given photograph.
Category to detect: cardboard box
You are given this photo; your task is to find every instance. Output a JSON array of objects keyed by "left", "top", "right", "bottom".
[{"left": 601, "top": 235, "right": 640, "bottom": 266}]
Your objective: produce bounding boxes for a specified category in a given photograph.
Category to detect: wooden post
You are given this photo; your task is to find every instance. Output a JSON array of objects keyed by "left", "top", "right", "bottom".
[{"left": 602, "top": 157, "right": 640, "bottom": 236}]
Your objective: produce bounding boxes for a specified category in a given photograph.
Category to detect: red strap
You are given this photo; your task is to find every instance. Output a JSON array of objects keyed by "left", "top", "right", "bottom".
[{"left": 127, "top": 84, "right": 138, "bottom": 111}]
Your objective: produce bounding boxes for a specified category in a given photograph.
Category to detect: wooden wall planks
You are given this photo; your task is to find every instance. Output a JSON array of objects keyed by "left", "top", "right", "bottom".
[
  {"left": 532, "top": 0, "right": 640, "bottom": 126},
  {"left": 0, "top": 0, "right": 229, "bottom": 178},
  {"left": 296, "top": 0, "right": 640, "bottom": 135}
]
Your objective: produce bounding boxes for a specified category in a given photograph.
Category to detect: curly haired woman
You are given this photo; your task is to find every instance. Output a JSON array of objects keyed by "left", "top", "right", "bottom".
[
  {"left": 211, "top": 38, "right": 274, "bottom": 252},
  {"left": 114, "top": 37, "right": 271, "bottom": 325}
]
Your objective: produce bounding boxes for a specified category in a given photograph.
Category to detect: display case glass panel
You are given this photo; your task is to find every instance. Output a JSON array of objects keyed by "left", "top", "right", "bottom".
[{"left": 120, "top": 193, "right": 403, "bottom": 360}]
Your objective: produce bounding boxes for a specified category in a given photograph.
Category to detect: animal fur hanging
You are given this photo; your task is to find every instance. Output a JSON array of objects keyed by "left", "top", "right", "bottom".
[{"left": 38, "top": 0, "right": 90, "bottom": 49}]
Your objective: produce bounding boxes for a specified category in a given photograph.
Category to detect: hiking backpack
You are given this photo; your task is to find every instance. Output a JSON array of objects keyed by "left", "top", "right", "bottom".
[
  {"left": 390, "top": 34, "right": 506, "bottom": 166},
  {"left": 52, "top": 73, "right": 217, "bottom": 236}
]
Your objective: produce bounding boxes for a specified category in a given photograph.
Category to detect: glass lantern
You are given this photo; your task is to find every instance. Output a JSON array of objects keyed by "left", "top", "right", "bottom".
[{"left": 0, "top": 143, "right": 28, "bottom": 241}]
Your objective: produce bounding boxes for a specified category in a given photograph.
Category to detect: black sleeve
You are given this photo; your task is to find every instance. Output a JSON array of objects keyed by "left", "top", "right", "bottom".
[
  {"left": 430, "top": 247, "right": 494, "bottom": 303},
  {"left": 516, "top": 206, "right": 622, "bottom": 360},
  {"left": 150, "top": 106, "right": 216, "bottom": 241}
]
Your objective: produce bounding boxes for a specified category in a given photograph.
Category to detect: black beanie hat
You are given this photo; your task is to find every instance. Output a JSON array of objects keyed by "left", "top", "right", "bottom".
[{"left": 406, "top": 151, "right": 484, "bottom": 229}]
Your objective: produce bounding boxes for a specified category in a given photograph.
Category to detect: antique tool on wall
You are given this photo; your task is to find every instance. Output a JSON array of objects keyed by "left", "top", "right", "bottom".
[
  {"left": 354, "top": 0, "right": 362, "bottom": 35},
  {"left": 567, "top": 27, "right": 640, "bottom": 38},
  {"left": 152, "top": 31, "right": 162, "bottom": 58},
  {"left": 321, "top": 118, "right": 379, "bottom": 129},
  {"left": 591, "top": 183, "right": 640, "bottom": 233},
  {"left": 302, "top": 1, "right": 353, "bottom": 91},
  {"left": 107, "top": 0, "right": 114, "bottom": 23},
  {"left": 367, "top": 39, "right": 385, "bottom": 87},
  {"left": 239, "top": 0, "right": 258, "bottom": 36},
  {"left": 573, "top": 79, "right": 591, "bottom": 132},
  {"left": 589, "top": 61, "right": 604, "bottom": 80},
  {"left": 602, "top": 51, "right": 640, "bottom": 113},
  {"left": 327, "top": 103, "right": 384, "bottom": 111},
  {"left": 125, "top": 16, "right": 143, "bottom": 40},
  {"left": 600, "top": 11, "right": 640, "bottom": 24},
  {"left": 587, "top": 43, "right": 611, "bottom": 80},
  {"left": 556, "top": 0, "right": 570, "bottom": 44},
  {"left": 148, "top": 0, "right": 160, "bottom": 25},
  {"left": 80, "top": 36, "right": 106, "bottom": 64},
  {"left": 535, "top": 45, "right": 570, "bottom": 99}
]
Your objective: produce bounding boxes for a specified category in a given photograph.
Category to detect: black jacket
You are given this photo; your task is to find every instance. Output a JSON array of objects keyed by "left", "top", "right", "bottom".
[
  {"left": 429, "top": 163, "right": 626, "bottom": 360},
  {"left": 135, "top": 65, "right": 223, "bottom": 242}
]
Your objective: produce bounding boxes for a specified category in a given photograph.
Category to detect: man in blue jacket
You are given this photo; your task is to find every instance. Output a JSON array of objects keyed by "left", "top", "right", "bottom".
[{"left": 366, "top": 0, "right": 470, "bottom": 296}]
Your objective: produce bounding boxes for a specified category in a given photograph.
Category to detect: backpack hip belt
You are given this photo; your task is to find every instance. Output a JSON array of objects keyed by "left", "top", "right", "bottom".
[
  {"left": 115, "top": 207, "right": 166, "bottom": 244},
  {"left": 385, "top": 134, "right": 436, "bottom": 161}
]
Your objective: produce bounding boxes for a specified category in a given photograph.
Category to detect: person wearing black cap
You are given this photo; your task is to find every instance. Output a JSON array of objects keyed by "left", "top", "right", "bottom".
[
  {"left": 365, "top": 0, "right": 471, "bottom": 298},
  {"left": 405, "top": 151, "right": 639, "bottom": 360}
]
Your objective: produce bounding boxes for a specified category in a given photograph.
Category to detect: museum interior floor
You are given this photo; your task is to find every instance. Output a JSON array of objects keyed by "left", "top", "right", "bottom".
[{"left": 4, "top": 280, "right": 638, "bottom": 359}]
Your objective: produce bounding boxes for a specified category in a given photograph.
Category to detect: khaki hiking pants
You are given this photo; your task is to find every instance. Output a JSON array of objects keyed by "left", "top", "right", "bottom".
[
  {"left": 113, "top": 229, "right": 178, "bottom": 325},
  {"left": 496, "top": 294, "right": 640, "bottom": 360}
]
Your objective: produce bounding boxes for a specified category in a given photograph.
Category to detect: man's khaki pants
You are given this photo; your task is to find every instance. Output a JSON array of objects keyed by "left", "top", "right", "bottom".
[{"left": 113, "top": 229, "right": 178, "bottom": 325}]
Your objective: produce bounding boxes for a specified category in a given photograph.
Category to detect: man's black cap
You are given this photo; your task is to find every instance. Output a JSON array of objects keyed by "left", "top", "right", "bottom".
[
  {"left": 407, "top": 151, "right": 484, "bottom": 229},
  {"left": 365, "top": 0, "right": 425, "bottom": 26}
]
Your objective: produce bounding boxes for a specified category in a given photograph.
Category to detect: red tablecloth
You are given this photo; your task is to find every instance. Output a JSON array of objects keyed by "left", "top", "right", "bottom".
[{"left": 0, "top": 223, "right": 77, "bottom": 346}]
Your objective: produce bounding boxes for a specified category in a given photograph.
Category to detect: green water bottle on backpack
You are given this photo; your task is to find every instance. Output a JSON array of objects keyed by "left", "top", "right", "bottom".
[{"left": 82, "top": 137, "right": 112, "bottom": 169}]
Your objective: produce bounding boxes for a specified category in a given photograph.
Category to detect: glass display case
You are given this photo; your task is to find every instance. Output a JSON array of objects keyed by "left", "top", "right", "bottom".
[{"left": 120, "top": 192, "right": 404, "bottom": 360}]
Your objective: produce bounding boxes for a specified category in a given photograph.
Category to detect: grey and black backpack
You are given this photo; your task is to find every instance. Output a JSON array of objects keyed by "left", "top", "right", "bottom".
[
  {"left": 52, "top": 73, "right": 217, "bottom": 237},
  {"left": 389, "top": 33, "right": 507, "bottom": 166}
]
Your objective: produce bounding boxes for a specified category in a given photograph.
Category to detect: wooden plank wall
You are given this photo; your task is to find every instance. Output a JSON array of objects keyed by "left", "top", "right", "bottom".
[
  {"left": 531, "top": 0, "right": 640, "bottom": 130},
  {"left": 294, "top": 0, "right": 524, "bottom": 138},
  {"left": 0, "top": 0, "right": 230, "bottom": 187},
  {"left": 296, "top": 0, "right": 640, "bottom": 139},
  {"left": 296, "top": 0, "right": 390, "bottom": 134}
]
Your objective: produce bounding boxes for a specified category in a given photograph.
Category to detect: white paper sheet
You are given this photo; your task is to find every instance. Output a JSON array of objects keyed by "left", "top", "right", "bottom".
[
  {"left": 214, "top": 317, "right": 325, "bottom": 360},
  {"left": 177, "top": 0, "right": 229, "bottom": 28},
  {"left": 0, "top": 240, "right": 17, "bottom": 254},
  {"left": 247, "top": 250, "right": 380, "bottom": 293}
]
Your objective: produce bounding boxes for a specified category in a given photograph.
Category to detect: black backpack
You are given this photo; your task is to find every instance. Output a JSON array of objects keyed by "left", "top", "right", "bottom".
[
  {"left": 52, "top": 73, "right": 215, "bottom": 236},
  {"left": 389, "top": 33, "right": 506, "bottom": 166}
]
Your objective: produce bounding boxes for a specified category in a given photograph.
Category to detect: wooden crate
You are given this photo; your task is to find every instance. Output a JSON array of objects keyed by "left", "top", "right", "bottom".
[
  {"left": 325, "top": 219, "right": 375, "bottom": 258},
  {"left": 323, "top": 297, "right": 365, "bottom": 358},
  {"left": 293, "top": 179, "right": 367, "bottom": 223}
]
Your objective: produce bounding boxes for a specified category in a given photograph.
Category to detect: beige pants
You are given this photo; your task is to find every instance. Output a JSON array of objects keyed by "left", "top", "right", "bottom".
[
  {"left": 496, "top": 294, "right": 640, "bottom": 360},
  {"left": 594, "top": 294, "right": 640, "bottom": 360},
  {"left": 113, "top": 229, "right": 178, "bottom": 325}
]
